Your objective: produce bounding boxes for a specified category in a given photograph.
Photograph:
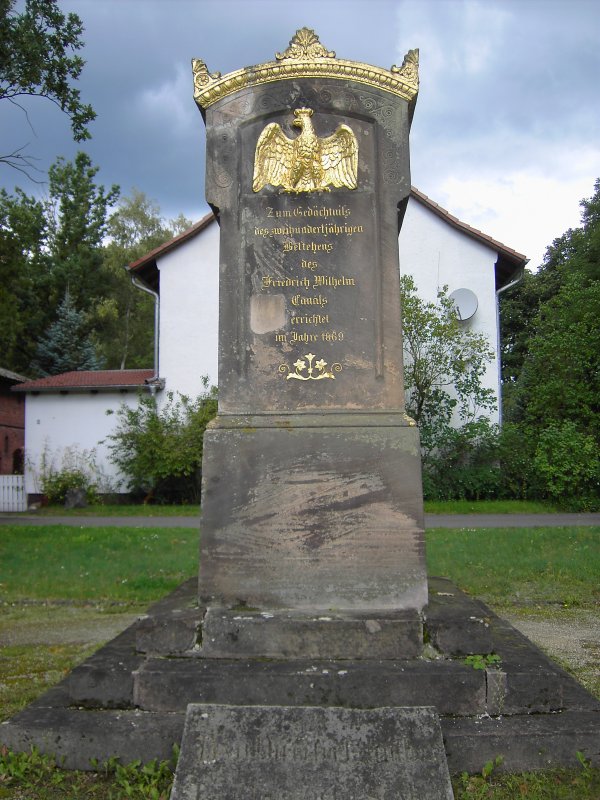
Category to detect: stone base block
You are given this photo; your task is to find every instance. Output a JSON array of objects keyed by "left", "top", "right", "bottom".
[
  {"left": 200, "top": 606, "right": 422, "bottom": 659},
  {"left": 199, "top": 415, "right": 427, "bottom": 612}
]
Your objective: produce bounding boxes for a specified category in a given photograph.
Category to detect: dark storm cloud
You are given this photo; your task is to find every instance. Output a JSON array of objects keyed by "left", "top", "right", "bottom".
[{"left": 1, "top": 0, "right": 599, "bottom": 265}]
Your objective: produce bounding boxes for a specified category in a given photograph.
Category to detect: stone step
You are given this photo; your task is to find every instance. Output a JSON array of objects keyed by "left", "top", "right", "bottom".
[{"left": 133, "top": 657, "right": 486, "bottom": 714}]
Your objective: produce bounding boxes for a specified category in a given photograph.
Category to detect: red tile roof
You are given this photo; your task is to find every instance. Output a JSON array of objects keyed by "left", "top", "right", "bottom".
[{"left": 14, "top": 370, "right": 156, "bottom": 393}]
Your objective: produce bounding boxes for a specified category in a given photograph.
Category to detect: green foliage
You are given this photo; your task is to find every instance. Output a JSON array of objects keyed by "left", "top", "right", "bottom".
[
  {"left": 0, "top": 747, "right": 175, "bottom": 799},
  {"left": 464, "top": 653, "right": 501, "bottom": 671},
  {"left": 36, "top": 444, "right": 110, "bottom": 504},
  {"left": 533, "top": 421, "right": 600, "bottom": 510},
  {"left": 500, "top": 179, "right": 600, "bottom": 510},
  {"left": 46, "top": 152, "right": 120, "bottom": 313},
  {"left": 106, "top": 384, "right": 218, "bottom": 503},
  {"left": 401, "top": 275, "right": 498, "bottom": 500},
  {"left": 0, "top": 186, "right": 51, "bottom": 373},
  {"left": 453, "top": 757, "right": 600, "bottom": 799},
  {"left": 426, "top": 526, "right": 600, "bottom": 609},
  {"left": 92, "top": 753, "right": 175, "bottom": 799},
  {"left": 401, "top": 275, "right": 496, "bottom": 428},
  {"left": 94, "top": 189, "right": 192, "bottom": 370},
  {"left": 32, "top": 291, "right": 104, "bottom": 376},
  {"left": 0, "top": 0, "right": 96, "bottom": 175},
  {"left": 0, "top": 176, "right": 190, "bottom": 375},
  {"left": 421, "top": 417, "right": 503, "bottom": 501}
]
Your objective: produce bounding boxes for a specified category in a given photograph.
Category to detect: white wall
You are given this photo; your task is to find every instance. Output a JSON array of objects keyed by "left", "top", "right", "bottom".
[
  {"left": 157, "top": 221, "right": 219, "bottom": 401},
  {"left": 23, "top": 391, "right": 143, "bottom": 495},
  {"left": 399, "top": 200, "right": 501, "bottom": 424},
  {"left": 22, "top": 202, "right": 505, "bottom": 499}
]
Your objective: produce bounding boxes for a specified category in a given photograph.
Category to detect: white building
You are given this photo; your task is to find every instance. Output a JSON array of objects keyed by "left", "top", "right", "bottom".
[{"left": 15, "top": 190, "right": 526, "bottom": 497}]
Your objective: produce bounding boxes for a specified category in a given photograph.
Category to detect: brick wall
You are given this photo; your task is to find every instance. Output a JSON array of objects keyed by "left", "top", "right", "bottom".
[{"left": 0, "top": 378, "right": 25, "bottom": 475}]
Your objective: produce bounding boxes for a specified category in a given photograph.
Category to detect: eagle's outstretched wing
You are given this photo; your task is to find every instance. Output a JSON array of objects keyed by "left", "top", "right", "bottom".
[
  {"left": 321, "top": 125, "right": 358, "bottom": 190},
  {"left": 252, "top": 123, "right": 295, "bottom": 192}
]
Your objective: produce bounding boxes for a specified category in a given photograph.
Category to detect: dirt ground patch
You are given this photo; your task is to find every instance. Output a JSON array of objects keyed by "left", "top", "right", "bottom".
[
  {"left": 0, "top": 604, "right": 143, "bottom": 647},
  {"left": 502, "top": 606, "right": 600, "bottom": 698}
]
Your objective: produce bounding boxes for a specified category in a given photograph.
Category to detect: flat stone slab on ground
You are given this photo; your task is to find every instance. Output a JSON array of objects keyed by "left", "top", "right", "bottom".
[{"left": 170, "top": 704, "right": 453, "bottom": 800}]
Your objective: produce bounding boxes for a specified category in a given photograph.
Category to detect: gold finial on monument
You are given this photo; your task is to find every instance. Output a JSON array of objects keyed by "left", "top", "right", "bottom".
[
  {"left": 275, "top": 28, "right": 336, "bottom": 61},
  {"left": 391, "top": 48, "right": 419, "bottom": 87}
]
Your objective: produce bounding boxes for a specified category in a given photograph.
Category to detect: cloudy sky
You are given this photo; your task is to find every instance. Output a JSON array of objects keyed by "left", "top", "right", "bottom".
[{"left": 2, "top": 0, "right": 600, "bottom": 268}]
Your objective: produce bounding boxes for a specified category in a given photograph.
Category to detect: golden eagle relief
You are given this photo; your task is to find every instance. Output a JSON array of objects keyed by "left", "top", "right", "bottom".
[{"left": 252, "top": 108, "right": 358, "bottom": 193}]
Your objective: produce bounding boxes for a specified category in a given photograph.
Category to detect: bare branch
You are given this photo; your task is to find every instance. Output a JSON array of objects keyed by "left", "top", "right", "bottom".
[
  {"left": 0, "top": 145, "right": 46, "bottom": 184},
  {"left": 8, "top": 97, "right": 39, "bottom": 138}
]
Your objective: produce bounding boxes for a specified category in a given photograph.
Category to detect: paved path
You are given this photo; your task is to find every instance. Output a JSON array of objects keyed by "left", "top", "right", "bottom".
[{"left": 1, "top": 512, "right": 599, "bottom": 528}]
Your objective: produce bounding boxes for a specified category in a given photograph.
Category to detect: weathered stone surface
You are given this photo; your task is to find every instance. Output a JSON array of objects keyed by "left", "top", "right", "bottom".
[
  {"left": 197, "top": 58, "right": 428, "bottom": 619},
  {"left": 442, "top": 711, "right": 600, "bottom": 773},
  {"left": 200, "top": 606, "right": 422, "bottom": 659},
  {"left": 65, "top": 628, "right": 142, "bottom": 708},
  {"left": 200, "top": 417, "right": 426, "bottom": 612},
  {"left": 133, "top": 657, "right": 486, "bottom": 715},
  {"left": 0, "top": 706, "right": 184, "bottom": 771},
  {"left": 64, "top": 487, "right": 87, "bottom": 509},
  {"left": 170, "top": 704, "right": 453, "bottom": 800},
  {"left": 136, "top": 609, "right": 200, "bottom": 655},
  {"left": 204, "top": 80, "right": 412, "bottom": 415},
  {"left": 425, "top": 578, "right": 494, "bottom": 655},
  {"left": 3, "top": 578, "right": 599, "bottom": 774}
]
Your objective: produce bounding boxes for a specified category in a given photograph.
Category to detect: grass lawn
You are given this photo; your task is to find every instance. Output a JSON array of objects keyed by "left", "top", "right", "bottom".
[
  {"left": 1, "top": 523, "right": 599, "bottom": 798},
  {"left": 424, "top": 499, "right": 560, "bottom": 514},
  {"left": 8, "top": 498, "right": 571, "bottom": 517},
  {"left": 29, "top": 503, "right": 201, "bottom": 517}
]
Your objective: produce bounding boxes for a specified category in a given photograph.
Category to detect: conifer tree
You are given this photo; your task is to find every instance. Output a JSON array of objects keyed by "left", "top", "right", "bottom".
[{"left": 32, "top": 291, "right": 103, "bottom": 376}]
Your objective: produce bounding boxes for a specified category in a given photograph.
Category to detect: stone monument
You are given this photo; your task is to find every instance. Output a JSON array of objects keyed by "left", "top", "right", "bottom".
[
  {"left": 170, "top": 27, "right": 457, "bottom": 800},
  {"left": 193, "top": 29, "right": 426, "bottom": 657},
  {"left": 3, "top": 28, "right": 597, "bottom": 794}
]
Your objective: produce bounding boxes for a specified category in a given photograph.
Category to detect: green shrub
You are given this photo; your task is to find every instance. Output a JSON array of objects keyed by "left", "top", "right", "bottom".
[
  {"left": 106, "top": 382, "right": 218, "bottom": 504},
  {"left": 422, "top": 418, "right": 503, "bottom": 502},
  {"left": 533, "top": 421, "right": 600, "bottom": 510},
  {"left": 36, "top": 445, "right": 108, "bottom": 505}
]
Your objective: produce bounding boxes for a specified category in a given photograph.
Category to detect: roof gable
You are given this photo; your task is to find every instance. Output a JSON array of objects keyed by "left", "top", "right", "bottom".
[{"left": 128, "top": 190, "right": 527, "bottom": 291}]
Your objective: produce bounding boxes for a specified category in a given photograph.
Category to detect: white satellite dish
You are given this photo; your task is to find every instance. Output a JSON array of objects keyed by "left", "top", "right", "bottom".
[{"left": 449, "top": 288, "right": 478, "bottom": 321}]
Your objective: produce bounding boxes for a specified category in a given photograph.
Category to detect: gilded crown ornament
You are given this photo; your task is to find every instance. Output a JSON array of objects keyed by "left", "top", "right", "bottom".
[
  {"left": 192, "top": 28, "right": 419, "bottom": 109},
  {"left": 253, "top": 107, "right": 358, "bottom": 193}
]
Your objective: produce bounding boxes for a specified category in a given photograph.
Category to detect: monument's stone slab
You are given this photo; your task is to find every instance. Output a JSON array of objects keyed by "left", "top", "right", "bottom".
[{"left": 169, "top": 704, "right": 454, "bottom": 800}]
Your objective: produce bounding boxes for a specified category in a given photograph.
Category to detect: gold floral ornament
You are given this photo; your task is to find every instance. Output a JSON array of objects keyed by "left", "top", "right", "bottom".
[
  {"left": 390, "top": 49, "right": 419, "bottom": 87},
  {"left": 275, "top": 27, "right": 336, "bottom": 61},
  {"left": 191, "top": 58, "right": 221, "bottom": 93},
  {"left": 279, "top": 353, "right": 342, "bottom": 381},
  {"left": 253, "top": 108, "right": 358, "bottom": 193}
]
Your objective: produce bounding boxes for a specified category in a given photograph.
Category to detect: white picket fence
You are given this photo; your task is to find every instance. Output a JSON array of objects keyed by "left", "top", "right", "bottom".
[{"left": 0, "top": 475, "right": 27, "bottom": 512}]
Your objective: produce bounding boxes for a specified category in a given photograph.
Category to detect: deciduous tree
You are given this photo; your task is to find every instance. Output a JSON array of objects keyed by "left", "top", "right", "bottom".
[
  {"left": 0, "top": 0, "right": 96, "bottom": 177},
  {"left": 95, "top": 190, "right": 192, "bottom": 369}
]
